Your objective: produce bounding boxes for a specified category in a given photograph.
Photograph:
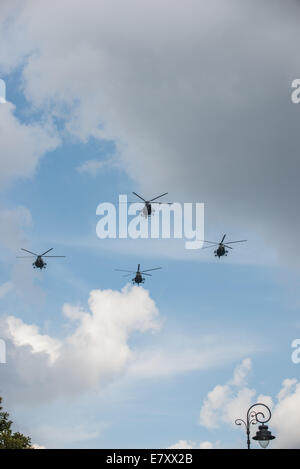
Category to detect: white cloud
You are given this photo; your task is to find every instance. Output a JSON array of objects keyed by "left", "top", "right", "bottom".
[
  {"left": 271, "top": 379, "right": 300, "bottom": 449},
  {"left": 6, "top": 316, "right": 61, "bottom": 365},
  {"left": 168, "top": 440, "right": 194, "bottom": 449},
  {"left": 0, "top": 285, "right": 160, "bottom": 403},
  {"left": 76, "top": 158, "right": 119, "bottom": 176},
  {"left": 199, "top": 359, "right": 300, "bottom": 449},
  {"left": 168, "top": 440, "right": 213, "bottom": 449},
  {"left": 76, "top": 159, "right": 108, "bottom": 175},
  {"left": 0, "top": 286, "right": 259, "bottom": 406},
  {"left": 199, "top": 441, "right": 214, "bottom": 449},
  {"left": 230, "top": 357, "right": 252, "bottom": 387},
  {"left": 1, "top": 0, "right": 300, "bottom": 263},
  {"left": 127, "top": 341, "right": 257, "bottom": 380},
  {"left": 0, "top": 103, "right": 60, "bottom": 188},
  {"left": 277, "top": 378, "right": 297, "bottom": 402},
  {"left": 0, "top": 206, "right": 31, "bottom": 251},
  {"left": 0, "top": 281, "right": 12, "bottom": 298},
  {"left": 199, "top": 359, "right": 255, "bottom": 429}
]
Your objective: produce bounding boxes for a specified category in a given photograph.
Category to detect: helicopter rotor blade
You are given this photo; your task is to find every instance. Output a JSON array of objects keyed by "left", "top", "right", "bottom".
[
  {"left": 142, "top": 273, "right": 152, "bottom": 276},
  {"left": 132, "top": 192, "right": 147, "bottom": 202},
  {"left": 40, "top": 248, "right": 54, "bottom": 256},
  {"left": 118, "top": 201, "right": 142, "bottom": 204},
  {"left": 115, "top": 269, "right": 136, "bottom": 273},
  {"left": 123, "top": 273, "right": 134, "bottom": 277},
  {"left": 151, "top": 202, "right": 173, "bottom": 205},
  {"left": 43, "top": 255, "right": 66, "bottom": 258},
  {"left": 221, "top": 234, "right": 226, "bottom": 244},
  {"left": 21, "top": 248, "right": 38, "bottom": 256},
  {"left": 202, "top": 244, "right": 219, "bottom": 249},
  {"left": 223, "top": 245, "right": 233, "bottom": 249},
  {"left": 223, "top": 240, "right": 247, "bottom": 244},
  {"left": 199, "top": 240, "right": 218, "bottom": 245},
  {"left": 16, "top": 256, "right": 36, "bottom": 258},
  {"left": 149, "top": 192, "right": 168, "bottom": 202},
  {"left": 141, "top": 267, "right": 162, "bottom": 273}
]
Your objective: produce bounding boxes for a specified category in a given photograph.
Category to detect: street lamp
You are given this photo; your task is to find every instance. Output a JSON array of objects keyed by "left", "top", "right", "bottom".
[{"left": 235, "top": 403, "right": 276, "bottom": 449}]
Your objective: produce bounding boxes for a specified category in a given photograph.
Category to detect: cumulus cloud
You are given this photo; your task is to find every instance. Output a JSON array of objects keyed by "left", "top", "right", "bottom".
[
  {"left": 76, "top": 159, "right": 109, "bottom": 176},
  {"left": 0, "top": 285, "right": 160, "bottom": 403},
  {"left": 76, "top": 157, "right": 119, "bottom": 176},
  {"left": 0, "top": 282, "right": 12, "bottom": 298},
  {"left": 0, "top": 206, "right": 31, "bottom": 252},
  {"left": 0, "top": 0, "right": 300, "bottom": 263},
  {"left": 198, "top": 359, "right": 300, "bottom": 449},
  {"left": 0, "top": 285, "right": 259, "bottom": 406},
  {"left": 199, "top": 358, "right": 255, "bottom": 429},
  {"left": 31, "top": 443, "right": 46, "bottom": 449},
  {"left": 271, "top": 379, "right": 300, "bottom": 449},
  {"left": 127, "top": 340, "right": 257, "bottom": 380},
  {"left": 6, "top": 316, "right": 61, "bottom": 365},
  {"left": 168, "top": 440, "right": 213, "bottom": 449},
  {"left": 0, "top": 103, "right": 60, "bottom": 188}
]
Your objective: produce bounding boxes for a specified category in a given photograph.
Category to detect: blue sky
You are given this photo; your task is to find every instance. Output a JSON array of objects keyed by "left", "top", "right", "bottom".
[{"left": 1, "top": 0, "right": 300, "bottom": 449}]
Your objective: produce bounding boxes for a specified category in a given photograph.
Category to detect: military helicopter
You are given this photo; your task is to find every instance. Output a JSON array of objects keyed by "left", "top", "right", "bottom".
[
  {"left": 115, "top": 264, "right": 162, "bottom": 285},
  {"left": 202, "top": 234, "right": 247, "bottom": 258},
  {"left": 132, "top": 192, "right": 170, "bottom": 217},
  {"left": 17, "top": 248, "right": 65, "bottom": 269}
]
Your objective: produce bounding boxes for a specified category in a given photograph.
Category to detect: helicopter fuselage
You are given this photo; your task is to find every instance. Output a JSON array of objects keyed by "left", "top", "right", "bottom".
[
  {"left": 133, "top": 273, "right": 145, "bottom": 285},
  {"left": 145, "top": 203, "right": 152, "bottom": 216},
  {"left": 215, "top": 244, "right": 228, "bottom": 258},
  {"left": 34, "top": 256, "right": 46, "bottom": 269}
]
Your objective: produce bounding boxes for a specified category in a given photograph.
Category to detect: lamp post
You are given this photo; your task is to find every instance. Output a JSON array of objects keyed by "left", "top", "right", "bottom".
[{"left": 235, "top": 403, "right": 276, "bottom": 449}]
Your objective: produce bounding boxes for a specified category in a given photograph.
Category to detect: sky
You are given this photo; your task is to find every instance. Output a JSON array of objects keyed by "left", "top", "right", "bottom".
[{"left": 1, "top": 0, "right": 300, "bottom": 449}]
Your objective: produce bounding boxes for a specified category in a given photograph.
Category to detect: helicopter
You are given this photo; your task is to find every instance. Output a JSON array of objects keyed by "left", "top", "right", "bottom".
[
  {"left": 17, "top": 248, "right": 65, "bottom": 269},
  {"left": 115, "top": 264, "right": 162, "bottom": 285},
  {"left": 202, "top": 234, "right": 247, "bottom": 258},
  {"left": 132, "top": 192, "right": 170, "bottom": 217}
]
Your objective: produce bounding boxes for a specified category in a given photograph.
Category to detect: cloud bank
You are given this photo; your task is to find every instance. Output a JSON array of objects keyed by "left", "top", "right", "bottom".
[
  {"left": 0, "top": 285, "right": 160, "bottom": 403},
  {"left": 0, "top": 284, "right": 258, "bottom": 407},
  {"left": 0, "top": 104, "right": 59, "bottom": 188},
  {"left": 1, "top": 0, "right": 300, "bottom": 263}
]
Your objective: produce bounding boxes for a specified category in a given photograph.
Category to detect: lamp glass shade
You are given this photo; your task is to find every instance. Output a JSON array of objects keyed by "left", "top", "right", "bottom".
[{"left": 258, "top": 440, "right": 270, "bottom": 449}]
